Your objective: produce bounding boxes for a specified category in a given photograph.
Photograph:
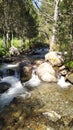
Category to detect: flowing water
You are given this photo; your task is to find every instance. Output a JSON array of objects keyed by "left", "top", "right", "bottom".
[
  {"left": 0, "top": 63, "right": 41, "bottom": 111},
  {"left": 0, "top": 61, "right": 73, "bottom": 129},
  {"left": 0, "top": 64, "right": 25, "bottom": 111}
]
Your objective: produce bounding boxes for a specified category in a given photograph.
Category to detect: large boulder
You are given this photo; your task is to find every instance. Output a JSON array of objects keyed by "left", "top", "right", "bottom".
[
  {"left": 19, "top": 61, "right": 32, "bottom": 82},
  {"left": 36, "top": 62, "right": 57, "bottom": 82},
  {"left": 45, "top": 51, "right": 64, "bottom": 66},
  {"left": 34, "top": 59, "right": 44, "bottom": 66}
]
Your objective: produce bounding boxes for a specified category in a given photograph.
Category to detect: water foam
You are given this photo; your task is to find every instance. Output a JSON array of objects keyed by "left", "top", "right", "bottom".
[
  {"left": 57, "top": 76, "right": 71, "bottom": 88},
  {"left": 0, "top": 76, "right": 27, "bottom": 108},
  {"left": 23, "top": 69, "right": 41, "bottom": 88}
]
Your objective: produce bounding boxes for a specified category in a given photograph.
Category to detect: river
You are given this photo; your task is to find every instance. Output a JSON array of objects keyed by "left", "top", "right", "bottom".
[{"left": 0, "top": 48, "right": 73, "bottom": 130}]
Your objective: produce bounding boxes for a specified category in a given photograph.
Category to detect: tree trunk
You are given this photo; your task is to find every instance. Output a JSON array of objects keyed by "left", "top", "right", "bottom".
[
  {"left": 3, "top": 31, "right": 11, "bottom": 48},
  {"left": 50, "top": 0, "right": 60, "bottom": 51},
  {"left": 6, "top": 32, "right": 9, "bottom": 48},
  {"left": 11, "top": 32, "right": 14, "bottom": 46},
  {"left": 3, "top": 34, "right": 6, "bottom": 48}
]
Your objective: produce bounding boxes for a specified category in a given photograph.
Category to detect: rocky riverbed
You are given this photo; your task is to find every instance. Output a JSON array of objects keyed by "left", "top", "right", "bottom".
[{"left": 0, "top": 82, "right": 73, "bottom": 130}]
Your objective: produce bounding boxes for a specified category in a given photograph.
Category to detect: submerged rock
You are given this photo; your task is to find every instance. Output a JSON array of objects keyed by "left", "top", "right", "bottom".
[
  {"left": 0, "top": 83, "right": 73, "bottom": 130},
  {"left": 0, "top": 49, "right": 73, "bottom": 130},
  {"left": 42, "top": 111, "right": 61, "bottom": 122},
  {"left": 0, "top": 82, "right": 10, "bottom": 94}
]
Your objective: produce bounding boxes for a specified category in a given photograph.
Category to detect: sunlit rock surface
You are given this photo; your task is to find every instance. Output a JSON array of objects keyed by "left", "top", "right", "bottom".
[
  {"left": 45, "top": 51, "right": 64, "bottom": 66},
  {"left": 66, "top": 72, "right": 73, "bottom": 83},
  {"left": 37, "top": 62, "right": 57, "bottom": 82}
]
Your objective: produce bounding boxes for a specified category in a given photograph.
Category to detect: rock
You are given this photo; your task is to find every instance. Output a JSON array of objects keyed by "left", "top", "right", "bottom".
[
  {"left": 0, "top": 82, "right": 10, "bottom": 94},
  {"left": 9, "top": 46, "right": 20, "bottom": 56},
  {"left": 45, "top": 51, "right": 64, "bottom": 66},
  {"left": 0, "top": 82, "right": 73, "bottom": 130},
  {"left": 34, "top": 59, "right": 44, "bottom": 66},
  {"left": 7, "top": 69, "right": 15, "bottom": 76},
  {"left": 2, "top": 56, "right": 13, "bottom": 63},
  {"left": 59, "top": 69, "right": 68, "bottom": 76},
  {"left": 59, "top": 65, "right": 68, "bottom": 76},
  {"left": 19, "top": 61, "right": 32, "bottom": 82},
  {"left": 0, "top": 70, "right": 3, "bottom": 78},
  {"left": 36, "top": 62, "right": 57, "bottom": 82},
  {"left": 42, "top": 111, "right": 61, "bottom": 122},
  {"left": 66, "top": 72, "right": 73, "bottom": 83},
  {"left": 59, "top": 65, "right": 66, "bottom": 70}
]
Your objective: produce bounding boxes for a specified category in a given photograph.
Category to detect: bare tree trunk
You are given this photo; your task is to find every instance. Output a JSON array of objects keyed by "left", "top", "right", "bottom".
[
  {"left": 11, "top": 32, "right": 14, "bottom": 46},
  {"left": 6, "top": 32, "right": 9, "bottom": 48},
  {"left": 3, "top": 28, "right": 7, "bottom": 48},
  {"left": 3, "top": 33, "right": 7, "bottom": 48},
  {"left": 50, "top": 0, "right": 60, "bottom": 51},
  {"left": 3, "top": 31, "right": 11, "bottom": 48}
]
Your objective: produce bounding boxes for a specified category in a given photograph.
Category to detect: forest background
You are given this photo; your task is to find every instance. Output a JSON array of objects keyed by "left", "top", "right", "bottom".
[{"left": 0, "top": 0, "right": 73, "bottom": 68}]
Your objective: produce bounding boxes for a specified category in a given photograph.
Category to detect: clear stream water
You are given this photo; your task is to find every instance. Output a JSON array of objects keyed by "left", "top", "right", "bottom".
[{"left": 0, "top": 62, "right": 73, "bottom": 112}]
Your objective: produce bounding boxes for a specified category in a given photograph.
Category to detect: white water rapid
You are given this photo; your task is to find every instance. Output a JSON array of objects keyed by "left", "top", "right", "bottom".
[
  {"left": 23, "top": 69, "right": 41, "bottom": 88},
  {"left": 57, "top": 76, "right": 71, "bottom": 88},
  {"left": 0, "top": 63, "right": 19, "bottom": 79},
  {"left": 0, "top": 76, "right": 29, "bottom": 109},
  {"left": 0, "top": 64, "right": 41, "bottom": 111}
]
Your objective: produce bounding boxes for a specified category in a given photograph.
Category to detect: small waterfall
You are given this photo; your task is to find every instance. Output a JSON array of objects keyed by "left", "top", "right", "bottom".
[
  {"left": 57, "top": 76, "right": 71, "bottom": 88},
  {"left": 23, "top": 69, "right": 41, "bottom": 88},
  {"left": 0, "top": 76, "right": 29, "bottom": 110},
  {"left": 0, "top": 63, "right": 41, "bottom": 111},
  {"left": 0, "top": 63, "right": 20, "bottom": 79},
  {"left": 0, "top": 63, "right": 27, "bottom": 111}
]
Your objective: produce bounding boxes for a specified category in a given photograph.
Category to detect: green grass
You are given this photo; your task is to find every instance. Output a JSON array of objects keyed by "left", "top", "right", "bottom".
[
  {"left": 11, "top": 38, "right": 21, "bottom": 47},
  {"left": 12, "top": 38, "right": 30, "bottom": 49},
  {"left": 0, "top": 39, "right": 6, "bottom": 56},
  {"left": 0, "top": 38, "right": 30, "bottom": 56},
  {"left": 0, "top": 38, "right": 4, "bottom": 48}
]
